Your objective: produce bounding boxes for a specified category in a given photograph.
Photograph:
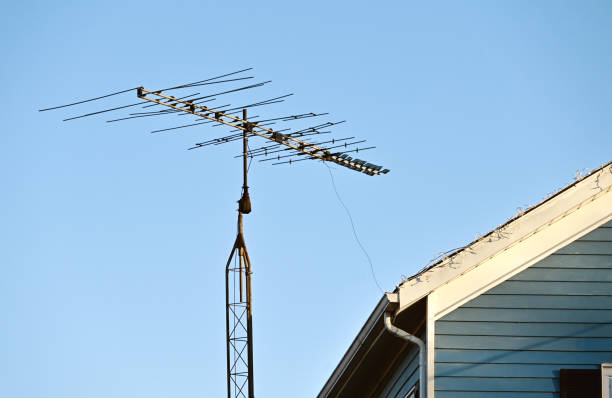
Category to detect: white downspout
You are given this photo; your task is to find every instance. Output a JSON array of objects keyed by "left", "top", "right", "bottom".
[{"left": 384, "top": 312, "right": 426, "bottom": 398}]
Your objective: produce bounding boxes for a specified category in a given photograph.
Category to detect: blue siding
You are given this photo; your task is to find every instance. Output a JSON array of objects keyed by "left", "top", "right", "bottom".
[
  {"left": 436, "top": 376, "right": 558, "bottom": 391},
  {"left": 437, "top": 321, "right": 612, "bottom": 336},
  {"left": 377, "top": 328, "right": 424, "bottom": 398},
  {"left": 435, "top": 222, "right": 612, "bottom": 397},
  {"left": 436, "top": 363, "right": 597, "bottom": 378},
  {"left": 436, "top": 393, "right": 558, "bottom": 398}
]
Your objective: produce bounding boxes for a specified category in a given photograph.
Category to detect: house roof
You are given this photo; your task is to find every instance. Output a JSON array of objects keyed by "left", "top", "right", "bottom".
[
  {"left": 319, "top": 160, "right": 612, "bottom": 397},
  {"left": 402, "top": 160, "right": 612, "bottom": 286},
  {"left": 397, "top": 160, "right": 612, "bottom": 316}
]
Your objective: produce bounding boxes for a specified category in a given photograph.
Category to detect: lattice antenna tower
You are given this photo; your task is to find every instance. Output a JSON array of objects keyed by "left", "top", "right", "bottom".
[{"left": 39, "top": 69, "right": 390, "bottom": 398}]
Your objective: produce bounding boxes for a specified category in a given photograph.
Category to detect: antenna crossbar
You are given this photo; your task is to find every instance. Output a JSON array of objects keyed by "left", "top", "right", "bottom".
[{"left": 137, "top": 87, "right": 385, "bottom": 175}]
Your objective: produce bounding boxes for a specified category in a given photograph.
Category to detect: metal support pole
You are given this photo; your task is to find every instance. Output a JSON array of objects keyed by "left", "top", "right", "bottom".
[
  {"left": 243, "top": 108, "right": 255, "bottom": 398},
  {"left": 225, "top": 108, "right": 254, "bottom": 398},
  {"left": 243, "top": 108, "right": 248, "bottom": 196}
]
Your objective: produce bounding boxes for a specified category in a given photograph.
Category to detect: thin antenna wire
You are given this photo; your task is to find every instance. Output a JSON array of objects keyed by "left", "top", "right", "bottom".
[
  {"left": 161, "top": 68, "right": 253, "bottom": 91},
  {"left": 324, "top": 162, "right": 384, "bottom": 293},
  {"left": 38, "top": 87, "right": 138, "bottom": 112},
  {"left": 62, "top": 101, "right": 146, "bottom": 121}
]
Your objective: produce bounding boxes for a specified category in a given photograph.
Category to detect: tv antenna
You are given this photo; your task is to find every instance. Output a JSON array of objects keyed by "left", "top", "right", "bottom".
[{"left": 39, "top": 68, "right": 389, "bottom": 398}]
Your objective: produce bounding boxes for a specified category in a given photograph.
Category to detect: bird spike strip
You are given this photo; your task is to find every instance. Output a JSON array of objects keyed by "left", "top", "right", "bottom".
[{"left": 137, "top": 87, "right": 388, "bottom": 176}]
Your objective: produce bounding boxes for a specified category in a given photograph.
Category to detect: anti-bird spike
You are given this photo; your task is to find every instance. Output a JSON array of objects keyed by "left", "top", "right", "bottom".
[{"left": 40, "top": 70, "right": 389, "bottom": 398}]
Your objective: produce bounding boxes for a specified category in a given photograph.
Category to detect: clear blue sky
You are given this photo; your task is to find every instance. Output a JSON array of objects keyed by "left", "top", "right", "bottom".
[{"left": 2, "top": 1, "right": 611, "bottom": 397}]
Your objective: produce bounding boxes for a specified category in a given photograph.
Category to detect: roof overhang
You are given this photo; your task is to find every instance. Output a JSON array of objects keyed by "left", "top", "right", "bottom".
[
  {"left": 317, "top": 295, "right": 390, "bottom": 397},
  {"left": 318, "top": 294, "right": 426, "bottom": 397}
]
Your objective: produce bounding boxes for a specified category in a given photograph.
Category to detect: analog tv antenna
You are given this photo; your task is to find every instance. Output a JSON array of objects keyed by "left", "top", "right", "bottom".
[{"left": 40, "top": 68, "right": 389, "bottom": 398}]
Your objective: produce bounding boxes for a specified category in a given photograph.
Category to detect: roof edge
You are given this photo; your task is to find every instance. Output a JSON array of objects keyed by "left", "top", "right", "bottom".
[
  {"left": 404, "top": 160, "right": 612, "bottom": 284},
  {"left": 397, "top": 160, "right": 612, "bottom": 314},
  {"left": 317, "top": 294, "right": 391, "bottom": 397}
]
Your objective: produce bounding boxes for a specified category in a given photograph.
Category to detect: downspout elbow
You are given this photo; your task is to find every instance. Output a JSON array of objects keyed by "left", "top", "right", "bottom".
[
  {"left": 384, "top": 312, "right": 426, "bottom": 398},
  {"left": 383, "top": 312, "right": 425, "bottom": 352}
]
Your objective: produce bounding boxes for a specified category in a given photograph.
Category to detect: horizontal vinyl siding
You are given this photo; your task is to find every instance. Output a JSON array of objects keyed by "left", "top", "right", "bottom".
[
  {"left": 436, "top": 349, "right": 612, "bottom": 364},
  {"left": 435, "top": 393, "right": 559, "bottom": 398},
  {"left": 377, "top": 329, "right": 424, "bottom": 398},
  {"left": 441, "top": 308, "right": 612, "bottom": 323},
  {"left": 526, "top": 254, "right": 612, "bottom": 268},
  {"left": 434, "top": 222, "right": 612, "bottom": 397},
  {"left": 436, "top": 376, "right": 558, "bottom": 391},
  {"left": 461, "top": 294, "right": 612, "bottom": 309},
  {"left": 436, "top": 335, "right": 612, "bottom": 351},
  {"left": 436, "top": 321, "right": 612, "bottom": 337},
  {"left": 436, "top": 363, "right": 598, "bottom": 378}
]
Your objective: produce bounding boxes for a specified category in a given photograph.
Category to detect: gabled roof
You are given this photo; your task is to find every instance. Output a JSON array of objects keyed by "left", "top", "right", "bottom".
[
  {"left": 397, "top": 160, "right": 612, "bottom": 318},
  {"left": 319, "top": 160, "right": 612, "bottom": 397},
  {"left": 403, "top": 162, "right": 612, "bottom": 283}
]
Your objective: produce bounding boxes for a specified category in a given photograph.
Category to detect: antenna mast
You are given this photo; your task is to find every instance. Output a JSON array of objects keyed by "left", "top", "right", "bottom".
[
  {"left": 223, "top": 107, "right": 255, "bottom": 398},
  {"left": 40, "top": 70, "right": 389, "bottom": 398}
]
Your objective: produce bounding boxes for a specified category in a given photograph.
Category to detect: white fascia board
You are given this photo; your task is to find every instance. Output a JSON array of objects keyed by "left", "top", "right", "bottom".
[
  {"left": 426, "top": 295, "right": 436, "bottom": 398},
  {"left": 397, "top": 164, "right": 612, "bottom": 317},
  {"left": 430, "top": 186, "right": 612, "bottom": 319},
  {"left": 603, "top": 363, "right": 612, "bottom": 398}
]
